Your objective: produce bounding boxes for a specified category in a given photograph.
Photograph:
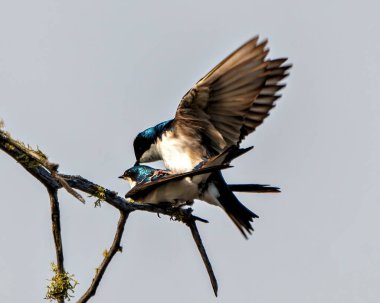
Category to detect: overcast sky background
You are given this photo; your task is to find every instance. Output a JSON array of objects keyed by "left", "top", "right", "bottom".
[{"left": 1, "top": 1, "right": 380, "bottom": 302}]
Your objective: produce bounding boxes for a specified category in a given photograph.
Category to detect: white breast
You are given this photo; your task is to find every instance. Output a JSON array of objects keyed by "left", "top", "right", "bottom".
[
  {"left": 157, "top": 131, "right": 203, "bottom": 173},
  {"left": 125, "top": 177, "right": 137, "bottom": 188}
]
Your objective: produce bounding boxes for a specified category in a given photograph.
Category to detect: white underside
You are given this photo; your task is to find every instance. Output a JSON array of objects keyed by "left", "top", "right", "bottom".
[
  {"left": 157, "top": 132, "right": 203, "bottom": 173},
  {"left": 125, "top": 178, "right": 137, "bottom": 188},
  {"left": 138, "top": 131, "right": 222, "bottom": 207},
  {"left": 129, "top": 177, "right": 199, "bottom": 205},
  {"left": 126, "top": 174, "right": 221, "bottom": 206}
]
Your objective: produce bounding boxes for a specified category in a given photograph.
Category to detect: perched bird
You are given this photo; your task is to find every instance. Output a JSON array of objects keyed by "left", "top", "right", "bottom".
[
  {"left": 120, "top": 164, "right": 225, "bottom": 206},
  {"left": 121, "top": 146, "right": 262, "bottom": 211},
  {"left": 124, "top": 146, "right": 278, "bottom": 237},
  {"left": 121, "top": 165, "right": 279, "bottom": 205},
  {"left": 132, "top": 37, "right": 290, "bottom": 237},
  {"left": 119, "top": 147, "right": 236, "bottom": 206}
]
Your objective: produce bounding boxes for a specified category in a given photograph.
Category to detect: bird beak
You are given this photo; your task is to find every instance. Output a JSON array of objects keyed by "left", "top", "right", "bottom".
[{"left": 118, "top": 175, "right": 124, "bottom": 179}]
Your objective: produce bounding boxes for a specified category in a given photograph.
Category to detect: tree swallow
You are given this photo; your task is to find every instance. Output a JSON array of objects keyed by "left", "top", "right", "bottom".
[
  {"left": 132, "top": 37, "right": 290, "bottom": 237},
  {"left": 123, "top": 146, "right": 277, "bottom": 237},
  {"left": 119, "top": 160, "right": 230, "bottom": 207}
]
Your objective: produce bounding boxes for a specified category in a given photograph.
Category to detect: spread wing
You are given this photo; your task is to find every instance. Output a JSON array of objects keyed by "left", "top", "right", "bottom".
[
  {"left": 125, "top": 164, "right": 231, "bottom": 199},
  {"left": 175, "top": 36, "right": 291, "bottom": 152}
]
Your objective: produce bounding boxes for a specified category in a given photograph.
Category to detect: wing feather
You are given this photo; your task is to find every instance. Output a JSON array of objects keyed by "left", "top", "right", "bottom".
[
  {"left": 126, "top": 164, "right": 231, "bottom": 199},
  {"left": 175, "top": 37, "right": 291, "bottom": 151}
]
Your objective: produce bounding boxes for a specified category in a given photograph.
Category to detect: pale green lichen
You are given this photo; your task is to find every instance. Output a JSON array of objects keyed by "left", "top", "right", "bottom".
[
  {"left": 102, "top": 249, "right": 109, "bottom": 258},
  {"left": 36, "top": 146, "right": 48, "bottom": 160},
  {"left": 16, "top": 153, "right": 40, "bottom": 169},
  {"left": 4, "top": 142, "right": 15, "bottom": 151},
  {"left": 93, "top": 186, "right": 106, "bottom": 207},
  {"left": 2, "top": 131, "right": 48, "bottom": 167},
  {"left": 45, "top": 263, "right": 78, "bottom": 302}
]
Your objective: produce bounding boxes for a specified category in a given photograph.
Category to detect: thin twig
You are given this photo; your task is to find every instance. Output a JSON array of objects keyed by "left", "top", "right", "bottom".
[
  {"left": 47, "top": 188, "right": 65, "bottom": 303},
  {"left": 0, "top": 130, "right": 85, "bottom": 203},
  {"left": 77, "top": 211, "right": 129, "bottom": 303},
  {"left": 186, "top": 218, "right": 218, "bottom": 297},
  {"left": 52, "top": 172, "right": 85, "bottom": 203}
]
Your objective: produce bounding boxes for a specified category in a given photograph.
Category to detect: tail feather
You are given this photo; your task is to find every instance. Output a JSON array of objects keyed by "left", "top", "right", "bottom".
[
  {"left": 228, "top": 184, "right": 280, "bottom": 193},
  {"left": 212, "top": 172, "right": 258, "bottom": 239}
]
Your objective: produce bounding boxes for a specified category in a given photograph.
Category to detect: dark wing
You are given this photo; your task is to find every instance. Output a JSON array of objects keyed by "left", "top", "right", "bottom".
[
  {"left": 175, "top": 36, "right": 291, "bottom": 152},
  {"left": 125, "top": 164, "right": 231, "bottom": 199}
]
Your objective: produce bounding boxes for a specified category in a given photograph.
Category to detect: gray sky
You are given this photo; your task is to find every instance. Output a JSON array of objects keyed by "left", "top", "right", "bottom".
[{"left": 1, "top": 0, "right": 380, "bottom": 302}]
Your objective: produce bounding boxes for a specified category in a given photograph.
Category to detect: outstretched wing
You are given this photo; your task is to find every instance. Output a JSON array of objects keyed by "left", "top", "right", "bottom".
[
  {"left": 175, "top": 36, "right": 291, "bottom": 152},
  {"left": 125, "top": 164, "right": 231, "bottom": 199}
]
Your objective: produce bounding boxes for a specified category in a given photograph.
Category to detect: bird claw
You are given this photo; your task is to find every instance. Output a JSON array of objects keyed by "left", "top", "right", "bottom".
[{"left": 152, "top": 169, "right": 167, "bottom": 178}]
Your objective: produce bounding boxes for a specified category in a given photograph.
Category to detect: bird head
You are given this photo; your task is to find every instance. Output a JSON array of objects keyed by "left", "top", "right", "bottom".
[
  {"left": 133, "top": 128, "right": 157, "bottom": 164},
  {"left": 133, "top": 119, "right": 173, "bottom": 164},
  {"left": 119, "top": 165, "right": 156, "bottom": 187}
]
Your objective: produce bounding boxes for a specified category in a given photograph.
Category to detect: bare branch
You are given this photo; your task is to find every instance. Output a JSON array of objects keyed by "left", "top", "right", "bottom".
[
  {"left": 185, "top": 218, "right": 218, "bottom": 297},
  {"left": 53, "top": 172, "right": 86, "bottom": 203},
  {"left": 48, "top": 189, "right": 65, "bottom": 273},
  {"left": 77, "top": 211, "right": 129, "bottom": 303},
  {"left": 47, "top": 188, "right": 65, "bottom": 303},
  {"left": 0, "top": 129, "right": 210, "bottom": 222},
  {"left": 0, "top": 129, "right": 85, "bottom": 203}
]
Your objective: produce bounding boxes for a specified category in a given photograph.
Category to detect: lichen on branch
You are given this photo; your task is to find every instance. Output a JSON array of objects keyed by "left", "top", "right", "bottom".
[{"left": 45, "top": 263, "right": 78, "bottom": 302}]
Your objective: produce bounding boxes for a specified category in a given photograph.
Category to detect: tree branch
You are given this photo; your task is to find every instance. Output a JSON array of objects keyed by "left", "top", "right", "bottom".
[
  {"left": 48, "top": 188, "right": 65, "bottom": 303},
  {"left": 0, "top": 129, "right": 84, "bottom": 203},
  {"left": 77, "top": 211, "right": 129, "bottom": 303},
  {"left": 0, "top": 126, "right": 219, "bottom": 300},
  {"left": 0, "top": 129, "right": 210, "bottom": 221},
  {"left": 185, "top": 217, "right": 218, "bottom": 296}
]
